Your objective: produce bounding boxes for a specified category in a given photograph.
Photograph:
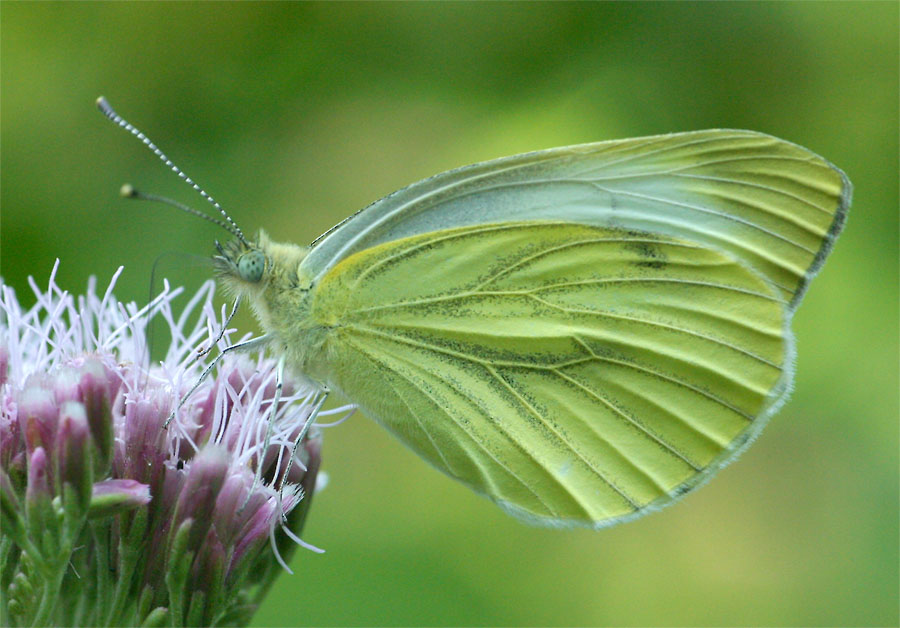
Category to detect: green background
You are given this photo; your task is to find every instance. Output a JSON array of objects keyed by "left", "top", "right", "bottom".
[{"left": 2, "top": 2, "right": 897, "bottom": 626}]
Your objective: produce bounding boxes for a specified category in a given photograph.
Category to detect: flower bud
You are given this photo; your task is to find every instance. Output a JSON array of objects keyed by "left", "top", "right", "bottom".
[
  {"left": 88, "top": 478, "right": 151, "bottom": 519},
  {"left": 24, "top": 446, "right": 54, "bottom": 543},
  {"left": 169, "top": 446, "right": 229, "bottom": 558},
  {"left": 25, "top": 446, "right": 50, "bottom": 502},
  {"left": 1, "top": 392, "right": 23, "bottom": 481},
  {"left": 18, "top": 383, "right": 57, "bottom": 456},
  {"left": 76, "top": 358, "right": 116, "bottom": 472},
  {"left": 56, "top": 401, "right": 93, "bottom": 511}
]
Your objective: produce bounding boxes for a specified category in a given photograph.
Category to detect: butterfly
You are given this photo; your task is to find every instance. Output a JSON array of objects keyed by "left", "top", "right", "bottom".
[{"left": 99, "top": 98, "right": 850, "bottom": 529}]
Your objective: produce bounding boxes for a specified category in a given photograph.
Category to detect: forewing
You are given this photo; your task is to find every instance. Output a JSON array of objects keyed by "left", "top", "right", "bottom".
[
  {"left": 308, "top": 222, "right": 788, "bottom": 527},
  {"left": 300, "top": 130, "right": 849, "bottom": 310}
]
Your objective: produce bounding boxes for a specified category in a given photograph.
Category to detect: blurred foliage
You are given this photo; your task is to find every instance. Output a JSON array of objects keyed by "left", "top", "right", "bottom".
[{"left": 2, "top": 2, "right": 898, "bottom": 626}]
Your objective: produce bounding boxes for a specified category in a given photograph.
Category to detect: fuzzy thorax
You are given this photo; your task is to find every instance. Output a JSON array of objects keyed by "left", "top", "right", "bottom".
[{"left": 215, "top": 230, "right": 327, "bottom": 376}]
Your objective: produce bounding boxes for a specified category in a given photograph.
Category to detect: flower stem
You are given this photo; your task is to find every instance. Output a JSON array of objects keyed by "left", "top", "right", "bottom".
[
  {"left": 105, "top": 510, "right": 148, "bottom": 626},
  {"left": 90, "top": 521, "right": 111, "bottom": 626},
  {"left": 0, "top": 536, "right": 11, "bottom": 628},
  {"left": 30, "top": 565, "right": 65, "bottom": 627}
]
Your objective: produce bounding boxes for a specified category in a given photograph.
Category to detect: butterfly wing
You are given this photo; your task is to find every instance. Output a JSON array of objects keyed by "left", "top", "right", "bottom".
[
  {"left": 305, "top": 222, "right": 788, "bottom": 527},
  {"left": 300, "top": 130, "right": 849, "bottom": 311},
  {"left": 297, "top": 130, "right": 848, "bottom": 527}
]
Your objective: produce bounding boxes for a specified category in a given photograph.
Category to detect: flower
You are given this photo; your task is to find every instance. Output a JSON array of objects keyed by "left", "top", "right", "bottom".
[{"left": 0, "top": 263, "right": 352, "bottom": 627}]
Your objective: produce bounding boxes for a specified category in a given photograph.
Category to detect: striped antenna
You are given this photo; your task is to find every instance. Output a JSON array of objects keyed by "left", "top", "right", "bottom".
[
  {"left": 96, "top": 96, "right": 249, "bottom": 247},
  {"left": 119, "top": 184, "right": 242, "bottom": 236}
]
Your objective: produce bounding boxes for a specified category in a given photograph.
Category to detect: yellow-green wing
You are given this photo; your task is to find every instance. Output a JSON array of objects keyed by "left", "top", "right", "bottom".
[
  {"left": 306, "top": 222, "right": 788, "bottom": 527},
  {"left": 301, "top": 130, "right": 850, "bottom": 311}
]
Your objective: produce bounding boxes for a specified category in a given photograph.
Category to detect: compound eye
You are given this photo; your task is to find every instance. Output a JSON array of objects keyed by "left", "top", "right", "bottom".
[{"left": 237, "top": 250, "right": 265, "bottom": 283}]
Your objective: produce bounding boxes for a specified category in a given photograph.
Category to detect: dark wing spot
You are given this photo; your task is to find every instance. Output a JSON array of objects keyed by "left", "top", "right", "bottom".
[{"left": 624, "top": 241, "right": 668, "bottom": 270}]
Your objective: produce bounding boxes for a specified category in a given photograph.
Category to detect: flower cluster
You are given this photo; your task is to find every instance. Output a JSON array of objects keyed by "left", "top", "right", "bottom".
[{"left": 0, "top": 264, "right": 349, "bottom": 627}]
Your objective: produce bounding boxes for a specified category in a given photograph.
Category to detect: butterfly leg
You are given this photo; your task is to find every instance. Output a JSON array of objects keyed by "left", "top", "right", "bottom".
[
  {"left": 246, "top": 353, "right": 287, "bottom": 504},
  {"left": 277, "top": 388, "right": 329, "bottom": 520},
  {"left": 164, "top": 333, "right": 272, "bottom": 428},
  {"left": 198, "top": 296, "right": 241, "bottom": 358}
]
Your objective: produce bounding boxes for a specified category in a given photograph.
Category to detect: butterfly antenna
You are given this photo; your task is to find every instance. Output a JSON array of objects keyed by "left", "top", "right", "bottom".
[
  {"left": 96, "top": 96, "right": 250, "bottom": 247},
  {"left": 119, "top": 184, "right": 241, "bottom": 236}
]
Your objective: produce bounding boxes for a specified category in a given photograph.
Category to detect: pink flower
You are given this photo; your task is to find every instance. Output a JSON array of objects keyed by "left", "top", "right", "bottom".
[{"left": 0, "top": 263, "right": 351, "bottom": 627}]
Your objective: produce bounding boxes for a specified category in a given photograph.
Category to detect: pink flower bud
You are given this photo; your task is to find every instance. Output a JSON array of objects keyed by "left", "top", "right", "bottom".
[
  {"left": 18, "top": 384, "right": 57, "bottom": 456},
  {"left": 56, "top": 401, "right": 92, "bottom": 508},
  {"left": 25, "top": 446, "right": 50, "bottom": 505},
  {"left": 88, "top": 478, "right": 151, "bottom": 518},
  {"left": 76, "top": 358, "right": 117, "bottom": 470}
]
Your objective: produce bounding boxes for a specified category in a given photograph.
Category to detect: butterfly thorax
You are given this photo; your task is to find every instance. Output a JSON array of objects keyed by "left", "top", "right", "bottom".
[{"left": 215, "top": 231, "right": 329, "bottom": 378}]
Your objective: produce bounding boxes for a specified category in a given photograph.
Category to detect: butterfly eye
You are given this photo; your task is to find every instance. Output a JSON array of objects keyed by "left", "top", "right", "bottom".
[{"left": 237, "top": 250, "right": 265, "bottom": 283}]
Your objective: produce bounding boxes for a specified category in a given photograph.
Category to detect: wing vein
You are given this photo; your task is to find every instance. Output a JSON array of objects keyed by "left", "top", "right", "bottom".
[
  {"left": 348, "top": 278, "right": 786, "bottom": 318},
  {"left": 526, "top": 294, "right": 780, "bottom": 371},
  {"left": 671, "top": 172, "right": 835, "bottom": 217},
  {"left": 351, "top": 324, "right": 759, "bottom": 424},
  {"left": 587, "top": 183, "right": 817, "bottom": 257},
  {"left": 552, "top": 367, "right": 703, "bottom": 471},
  {"left": 472, "top": 236, "right": 702, "bottom": 291},
  {"left": 344, "top": 334, "right": 564, "bottom": 517},
  {"left": 485, "top": 364, "right": 646, "bottom": 506},
  {"left": 566, "top": 132, "right": 765, "bottom": 177}
]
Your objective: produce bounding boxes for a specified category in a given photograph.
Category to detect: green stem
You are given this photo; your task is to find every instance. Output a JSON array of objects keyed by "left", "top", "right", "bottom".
[
  {"left": 29, "top": 564, "right": 65, "bottom": 627},
  {"left": 91, "top": 522, "right": 111, "bottom": 626},
  {"left": 0, "top": 536, "right": 12, "bottom": 628},
  {"left": 105, "top": 510, "right": 147, "bottom": 626}
]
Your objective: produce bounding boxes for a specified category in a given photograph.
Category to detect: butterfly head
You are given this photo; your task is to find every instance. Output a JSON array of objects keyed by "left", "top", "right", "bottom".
[
  {"left": 95, "top": 98, "right": 317, "bottom": 341},
  {"left": 215, "top": 237, "right": 267, "bottom": 285},
  {"left": 213, "top": 231, "right": 311, "bottom": 324}
]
